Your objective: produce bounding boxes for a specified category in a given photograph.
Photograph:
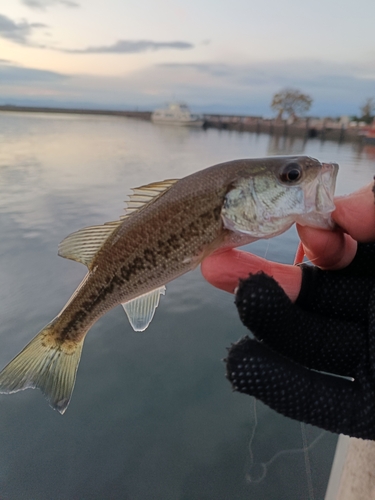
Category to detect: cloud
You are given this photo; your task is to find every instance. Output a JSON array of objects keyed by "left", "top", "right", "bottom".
[
  {"left": 0, "top": 13, "right": 46, "bottom": 45},
  {"left": 0, "top": 14, "right": 191, "bottom": 54},
  {"left": 127, "top": 59, "right": 375, "bottom": 116},
  {"left": 158, "top": 59, "right": 375, "bottom": 98},
  {"left": 64, "top": 39, "right": 194, "bottom": 54},
  {"left": 0, "top": 61, "right": 67, "bottom": 83},
  {"left": 159, "top": 63, "right": 232, "bottom": 78},
  {"left": 1, "top": 58, "right": 374, "bottom": 118},
  {"left": 21, "top": 0, "right": 79, "bottom": 9}
]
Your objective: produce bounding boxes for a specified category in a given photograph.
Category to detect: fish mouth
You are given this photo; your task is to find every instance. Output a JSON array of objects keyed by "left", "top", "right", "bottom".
[
  {"left": 296, "top": 161, "right": 339, "bottom": 229},
  {"left": 319, "top": 162, "right": 339, "bottom": 210}
]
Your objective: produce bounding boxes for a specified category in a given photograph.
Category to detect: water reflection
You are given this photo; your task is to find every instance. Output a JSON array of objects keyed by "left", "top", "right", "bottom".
[
  {"left": 267, "top": 134, "right": 308, "bottom": 155},
  {"left": 357, "top": 143, "right": 375, "bottom": 161},
  {"left": 0, "top": 111, "right": 373, "bottom": 499}
]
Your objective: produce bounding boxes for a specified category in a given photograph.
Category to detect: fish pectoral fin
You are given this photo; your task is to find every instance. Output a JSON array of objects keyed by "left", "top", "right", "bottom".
[
  {"left": 193, "top": 233, "right": 229, "bottom": 268},
  {"left": 122, "top": 286, "right": 166, "bottom": 332},
  {"left": 58, "top": 221, "right": 121, "bottom": 268}
]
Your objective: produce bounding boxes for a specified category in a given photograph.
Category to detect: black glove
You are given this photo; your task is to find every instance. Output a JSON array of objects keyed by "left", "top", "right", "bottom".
[{"left": 225, "top": 242, "right": 375, "bottom": 439}]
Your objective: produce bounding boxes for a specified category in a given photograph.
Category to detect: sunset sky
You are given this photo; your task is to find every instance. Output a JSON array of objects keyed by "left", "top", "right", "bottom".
[{"left": 1, "top": 0, "right": 375, "bottom": 116}]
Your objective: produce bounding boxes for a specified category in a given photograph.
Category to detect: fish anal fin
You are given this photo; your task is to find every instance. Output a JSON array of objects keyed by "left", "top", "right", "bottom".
[
  {"left": 122, "top": 286, "right": 166, "bottom": 331},
  {"left": 0, "top": 319, "right": 84, "bottom": 414},
  {"left": 58, "top": 221, "right": 121, "bottom": 268},
  {"left": 121, "top": 179, "right": 178, "bottom": 219}
]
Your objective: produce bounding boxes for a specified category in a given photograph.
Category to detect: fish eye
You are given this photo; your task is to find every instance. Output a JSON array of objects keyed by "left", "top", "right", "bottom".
[{"left": 279, "top": 163, "right": 302, "bottom": 183}]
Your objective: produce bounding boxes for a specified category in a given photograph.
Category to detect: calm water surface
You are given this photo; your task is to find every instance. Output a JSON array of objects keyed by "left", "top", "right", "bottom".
[{"left": 0, "top": 112, "right": 374, "bottom": 500}]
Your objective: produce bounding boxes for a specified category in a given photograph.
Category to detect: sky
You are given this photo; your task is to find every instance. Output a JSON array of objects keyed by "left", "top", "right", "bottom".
[{"left": 0, "top": 0, "right": 375, "bottom": 116}]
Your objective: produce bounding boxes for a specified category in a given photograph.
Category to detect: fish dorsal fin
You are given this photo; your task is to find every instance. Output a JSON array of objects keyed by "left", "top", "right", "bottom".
[
  {"left": 58, "top": 220, "right": 121, "bottom": 268},
  {"left": 58, "top": 179, "right": 178, "bottom": 268},
  {"left": 121, "top": 179, "right": 178, "bottom": 219},
  {"left": 122, "top": 286, "right": 166, "bottom": 331}
]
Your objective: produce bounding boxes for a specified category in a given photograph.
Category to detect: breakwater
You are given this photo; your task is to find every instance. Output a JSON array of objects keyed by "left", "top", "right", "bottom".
[
  {"left": 203, "top": 114, "right": 362, "bottom": 142},
  {"left": 0, "top": 105, "right": 152, "bottom": 121}
]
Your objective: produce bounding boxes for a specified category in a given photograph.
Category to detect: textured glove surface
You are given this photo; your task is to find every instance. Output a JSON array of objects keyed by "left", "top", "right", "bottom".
[{"left": 226, "top": 242, "right": 375, "bottom": 439}]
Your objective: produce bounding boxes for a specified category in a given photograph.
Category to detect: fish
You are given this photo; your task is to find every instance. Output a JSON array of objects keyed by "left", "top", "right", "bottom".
[{"left": 0, "top": 156, "right": 338, "bottom": 414}]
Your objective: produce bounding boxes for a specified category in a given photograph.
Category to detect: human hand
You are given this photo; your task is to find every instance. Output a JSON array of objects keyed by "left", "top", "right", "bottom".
[{"left": 201, "top": 181, "right": 375, "bottom": 439}]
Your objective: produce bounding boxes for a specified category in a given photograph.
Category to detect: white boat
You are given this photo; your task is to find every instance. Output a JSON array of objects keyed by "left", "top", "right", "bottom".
[{"left": 151, "top": 103, "right": 204, "bottom": 127}]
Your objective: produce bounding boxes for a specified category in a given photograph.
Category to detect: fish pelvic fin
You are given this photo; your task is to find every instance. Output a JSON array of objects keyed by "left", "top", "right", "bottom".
[
  {"left": 122, "top": 286, "right": 166, "bottom": 331},
  {"left": 0, "top": 319, "right": 84, "bottom": 414}
]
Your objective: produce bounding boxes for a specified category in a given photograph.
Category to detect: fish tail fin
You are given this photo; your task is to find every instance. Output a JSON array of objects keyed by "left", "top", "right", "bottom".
[{"left": 0, "top": 319, "right": 84, "bottom": 414}]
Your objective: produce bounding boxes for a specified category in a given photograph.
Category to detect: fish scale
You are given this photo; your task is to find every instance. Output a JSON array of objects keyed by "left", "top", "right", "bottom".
[{"left": 0, "top": 156, "right": 338, "bottom": 413}]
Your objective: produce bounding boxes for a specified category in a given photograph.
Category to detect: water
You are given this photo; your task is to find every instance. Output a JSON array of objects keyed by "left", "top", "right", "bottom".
[{"left": 0, "top": 112, "right": 374, "bottom": 500}]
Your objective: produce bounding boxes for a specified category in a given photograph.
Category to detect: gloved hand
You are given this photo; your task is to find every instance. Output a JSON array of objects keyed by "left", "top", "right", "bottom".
[
  {"left": 226, "top": 241, "right": 375, "bottom": 439},
  {"left": 202, "top": 181, "right": 375, "bottom": 439}
]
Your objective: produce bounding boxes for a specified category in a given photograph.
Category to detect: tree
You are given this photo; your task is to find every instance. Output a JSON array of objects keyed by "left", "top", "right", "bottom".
[
  {"left": 271, "top": 88, "right": 313, "bottom": 120},
  {"left": 360, "top": 98, "right": 375, "bottom": 124}
]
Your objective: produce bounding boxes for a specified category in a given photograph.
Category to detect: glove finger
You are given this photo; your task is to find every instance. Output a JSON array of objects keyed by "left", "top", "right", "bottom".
[
  {"left": 226, "top": 337, "right": 375, "bottom": 440},
  {"left": 343, "top": 242, "right": 375, "bottom": 275},
  {"left": 296, "top": 256, "right": 375, "bottom": 326},
  {"left": 235, "top": 272, "right": 365, "bottom": 377}
]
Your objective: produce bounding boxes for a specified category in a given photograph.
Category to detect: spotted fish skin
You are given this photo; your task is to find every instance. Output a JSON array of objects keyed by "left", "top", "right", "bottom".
[
  {"left": 0, "top": 156, "right": 338, "bottom": 413},
  {"left": 58, "top": 169, "right": 229, "bottom": 342}
]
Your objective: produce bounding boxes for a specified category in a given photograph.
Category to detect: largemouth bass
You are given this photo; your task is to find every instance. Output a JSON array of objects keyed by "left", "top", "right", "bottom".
[{"left": 0, "top": 156, "right": 338, "bottom": 413}]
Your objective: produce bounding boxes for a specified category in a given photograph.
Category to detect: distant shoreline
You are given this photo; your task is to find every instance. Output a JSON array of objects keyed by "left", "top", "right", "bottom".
[
  {"left": 0, "top": 104, "right": 367, "bottom": 143},
  {"left": 0, "top": 104, "right": 152, "bottom": 120}
]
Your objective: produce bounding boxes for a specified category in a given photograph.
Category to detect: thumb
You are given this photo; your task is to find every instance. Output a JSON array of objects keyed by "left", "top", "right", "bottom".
[{"left": 201, "top": 249, "right": 302, "bottom": 301}]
